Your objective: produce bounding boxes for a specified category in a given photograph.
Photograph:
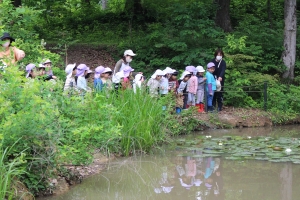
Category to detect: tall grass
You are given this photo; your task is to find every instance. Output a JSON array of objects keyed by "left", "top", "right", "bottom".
[
  {"left": 93, "top": 88, "right": 173, "bottom": 156},
  {"left": 0, "top": 147, "right": 26, "bottom": 200}
]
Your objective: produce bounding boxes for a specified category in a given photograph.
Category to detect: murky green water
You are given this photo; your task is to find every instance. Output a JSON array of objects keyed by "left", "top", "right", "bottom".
[{"left": 42, "top": 126, "right": 300, "bottom": 200}]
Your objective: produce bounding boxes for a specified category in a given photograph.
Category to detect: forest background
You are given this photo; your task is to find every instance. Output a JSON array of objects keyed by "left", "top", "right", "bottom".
[
  {"left": 1, "top": 0, "right": 300, "bottom": 111},
  {"left": 0, "top": 0, "right": 300, "bottom": 197}
]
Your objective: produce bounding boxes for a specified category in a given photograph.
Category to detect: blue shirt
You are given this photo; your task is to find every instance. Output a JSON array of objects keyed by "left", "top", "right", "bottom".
[
  {"left": 205, "top": 71, "right": 216, "bottom": 92},
  {"left": 94, "top": 78, "right": 104, "bottom": 92}
]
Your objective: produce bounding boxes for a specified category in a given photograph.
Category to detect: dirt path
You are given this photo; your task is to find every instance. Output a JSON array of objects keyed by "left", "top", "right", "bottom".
[{"left": 48, "top": 44, "right": 119, "bottom": 70}]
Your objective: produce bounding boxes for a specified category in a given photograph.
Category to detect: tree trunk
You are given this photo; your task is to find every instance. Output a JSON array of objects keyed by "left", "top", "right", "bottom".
[
  {"left": 12, "top": 0, "right": 22, "bottom": 7},
  {"left": 282, "top": 0, "right": 297, "bottom": 79},
  {"left": 101, "top": 0, "right": 108, "bottom": 10},
  {"left": 215, "top": 0, "right": 232, "bottom": 32},
  {"left": 124, "top": 0, "right": 143, "bottom": 16},
  {"left": 267, "top": 0, "right": 273, "bottom": 29}
]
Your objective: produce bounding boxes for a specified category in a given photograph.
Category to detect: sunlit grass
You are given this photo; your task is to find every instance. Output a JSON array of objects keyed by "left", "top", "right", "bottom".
[
  {"left": 0, "top": 146, "right": 27, "bottom": 200},
  {"left": 94, "top": 88, "right": 173, "bottom": 156}
]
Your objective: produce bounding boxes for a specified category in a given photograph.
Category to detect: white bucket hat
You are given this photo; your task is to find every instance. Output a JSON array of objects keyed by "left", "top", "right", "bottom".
[
  {"left": 196, "top": 66, "right": 205, "bottom": 73},
  {"left": 103, "top": 67, "right": 112, "bottom": 73},
  {"left": 163, "top": 67, "right": 176, "bottom": 74},
  {"left": 65, "top": 63, "right": 76, "bottom": 78},
  {"left": 151, "top": 69, "right": 165, "bottom": 79},
  {"left": 179, "top": 71, "right": 191, "bottom": 80}
]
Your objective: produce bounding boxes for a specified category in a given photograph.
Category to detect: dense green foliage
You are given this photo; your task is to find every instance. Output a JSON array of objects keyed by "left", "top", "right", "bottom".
[
  {"left": 8, "top": 1, "right": 294, "bottom": 109},
  {"left": 0, "top": 0, "right": 300, "bottom": 196},
  {"left": 0, "top": 65, "right": 174, "bottom": 194},
  {"left": 10, "top": 0, "right": 299, "bottom": 111}
]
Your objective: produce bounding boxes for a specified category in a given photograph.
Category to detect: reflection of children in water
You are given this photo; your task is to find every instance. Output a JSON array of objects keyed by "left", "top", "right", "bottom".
[
  {"left": 174, "top": 153, "right": 224, "bottom": 200},
  {"left": 153, "top": 151, "right": 225, "bottom": 199},
  {"left": 154, "top": 165, "right": 176, "bottom": 194},
  {"left": 177, "top": 156, "right": 196, "bottom": 190},
  {"left": 205, "top": 157, "right": 224, "bottom": 200}
]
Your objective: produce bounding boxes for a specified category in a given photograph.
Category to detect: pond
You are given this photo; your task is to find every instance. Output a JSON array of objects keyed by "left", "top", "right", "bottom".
[{"left": 42, "top": 126, "right": 300, "bottom": 200}]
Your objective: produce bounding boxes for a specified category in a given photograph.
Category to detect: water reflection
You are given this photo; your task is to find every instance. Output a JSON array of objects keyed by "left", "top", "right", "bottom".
[
  {"left": 41, "top": 126, "right": 300, "bottom": 200},
  {"left": 172, "top": 151, "right": 224, "bottom": 200},
  {"left": 280, "top": 163, "right": 292, "bottom": 200},
  {"left": 41, "top": 152, "right": 300, "bottom": 200}
]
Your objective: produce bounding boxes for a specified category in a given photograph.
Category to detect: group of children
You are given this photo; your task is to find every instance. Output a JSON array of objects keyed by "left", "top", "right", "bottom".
[
  {"left": 24, "top": 53, "right": 219, "bottom": 113},
  {"left": 149, "top": 63, "right": 218, "bottom": 113}
]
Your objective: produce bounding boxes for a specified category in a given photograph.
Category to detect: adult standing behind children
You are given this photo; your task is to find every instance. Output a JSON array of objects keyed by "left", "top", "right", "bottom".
[
  {"left": 113, "top": 49, "right": 137, "bottom": 75},
  {"left": 0, "top": 32, "right": 25, "bottom": 66},
  {"left": 211, "top": 48, "right": 226, "bottom": 112}
]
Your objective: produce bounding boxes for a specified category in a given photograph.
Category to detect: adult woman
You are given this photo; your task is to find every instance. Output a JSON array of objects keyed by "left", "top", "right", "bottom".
[
  {"left": 0, "top": 32, "right": 25, "bottom": 66},
  {"left": 113, "top": 49, "right": 136, "bottom": 76},
  {"left": 211, "top": 49, "right": 226, "bottom": 112}
]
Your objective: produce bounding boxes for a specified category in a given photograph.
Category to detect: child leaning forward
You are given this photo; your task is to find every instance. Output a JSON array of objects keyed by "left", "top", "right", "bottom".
[
  {"left": 147, "top": 69, "right": 165, "bottom": 98},
  {"left": 177, "top": 71, "right": 192, "bottom": 110}
]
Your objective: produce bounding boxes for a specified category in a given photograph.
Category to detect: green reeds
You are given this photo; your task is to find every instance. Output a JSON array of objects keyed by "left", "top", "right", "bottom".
[
  {"left": 94, "top": 88, "right": 172, "bottom": 156},
  {"left": 0, "top": 147, "right": 26, "bottom": 200}
]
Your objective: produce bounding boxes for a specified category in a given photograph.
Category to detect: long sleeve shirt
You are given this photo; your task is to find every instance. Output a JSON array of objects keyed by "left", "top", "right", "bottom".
[
  {"left": 177, "top": 80, "right": 188, "bottom": 94},
  {"left": 147, "top": 78, "right": 161, "bottom": 97},
  {"left": 77, "top": 76, "right": 88, "bottom": 91},
  {"left": 63, "top": 76, "right": 77, "bottom": 92},
  {"left": 160, "top": 77, "right": 169, "bottom": 95},
  {"left": 197, "top": 76, "right": 206, "bottom": 91},
  {"left": 113, "top": 59, "right": 138, "bottom": 77},
  {"left": 211, "top": 59, "right": 226, "bottom": 80},
  {"left": 94, "top": 78, "right": 104, "bottom": 92},
  {"left": 205, "top": 72, "right": 216, "bottom": 93},
  {"left": 187, "top": 75, "right": 198, "bottom": 94}
]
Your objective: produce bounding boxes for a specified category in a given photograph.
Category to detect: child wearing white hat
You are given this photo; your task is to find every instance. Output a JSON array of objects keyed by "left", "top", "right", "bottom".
[
  {"left": 160, "top": 67, "right": 176, "bottom": 96},
  {"left": 147, "top": 69, "right": 165, "bottom": 97},
  {"left": 63, "top": 63, "right": 78, "bottom": 95},
  {"left": 42, "top": 59, "right": 57, "bottom": 80},
  {"left": 177, "top": 71, "right": 192, "bottom": 110},
  {"left": 195, "top": 66, "right": 206, "bottom": 112},
  {"left": 133, "top": 74, "right": 144, "bottom": 93},
  {"left": 185, "top": 66, "right": 198, "bottom": 108}
]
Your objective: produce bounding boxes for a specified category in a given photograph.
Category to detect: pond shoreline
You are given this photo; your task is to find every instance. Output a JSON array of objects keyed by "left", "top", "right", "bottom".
[
  {"left": 36, "top": 107, "right": 300, "bottom": 199},
  {"left": 194, "top": 107, "right": 300, "bottom": 129}
]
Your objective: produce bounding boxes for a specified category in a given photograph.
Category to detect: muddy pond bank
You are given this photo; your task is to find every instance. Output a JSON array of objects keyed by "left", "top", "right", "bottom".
[{"left": 194, "top": 107, "right": 300, "bottom": 129}]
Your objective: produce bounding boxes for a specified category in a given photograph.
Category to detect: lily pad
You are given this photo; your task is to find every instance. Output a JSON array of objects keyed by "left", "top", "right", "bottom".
[
  {"left": 255, "top": 157, "right": 269, "bottom": 161},
  {"left": 225, "top": 156, "right": 243, "bottom": 160}
]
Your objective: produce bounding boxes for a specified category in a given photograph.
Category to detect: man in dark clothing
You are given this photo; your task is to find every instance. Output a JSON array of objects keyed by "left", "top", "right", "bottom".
[{"left": 211, "top": 49, "right": 226, "bottom": 111}]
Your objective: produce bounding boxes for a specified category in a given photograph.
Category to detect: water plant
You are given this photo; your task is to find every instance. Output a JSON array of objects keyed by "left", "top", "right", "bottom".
[{"left": 175, "top": 135, "right": 300, "bottom": 164}]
